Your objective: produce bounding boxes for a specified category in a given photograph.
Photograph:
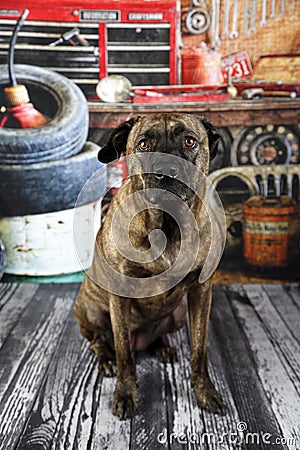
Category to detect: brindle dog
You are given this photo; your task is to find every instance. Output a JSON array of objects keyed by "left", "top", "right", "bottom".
[{"left": 74, "top": 113, "right": 226, "bottom": 419}]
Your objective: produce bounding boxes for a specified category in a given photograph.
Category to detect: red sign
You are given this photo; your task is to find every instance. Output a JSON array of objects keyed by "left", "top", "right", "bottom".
[{"left": 221, "top": 50, "right": 253, "bottom": 84}]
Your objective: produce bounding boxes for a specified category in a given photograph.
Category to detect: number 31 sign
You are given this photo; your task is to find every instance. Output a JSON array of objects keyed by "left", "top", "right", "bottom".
[{"left": 221, "top": 50, "right": 253, "bottom": 84}]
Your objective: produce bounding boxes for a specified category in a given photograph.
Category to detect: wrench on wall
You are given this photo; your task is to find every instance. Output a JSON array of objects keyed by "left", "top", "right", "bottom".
[{"left": 229, "top": 0, "right": 239, "bottom": 39}]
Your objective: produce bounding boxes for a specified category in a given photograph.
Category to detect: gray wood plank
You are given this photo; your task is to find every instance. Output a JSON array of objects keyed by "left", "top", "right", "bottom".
[
  {"left": 16, "top": 301, "right": 86, "bottom": 450},
  {"left": 228, "top": 284, "right": 300, "bottom": 450},
  {"left": 0, "top": 284, "right": 65, "bottom": 404},
  {"left": 0, "top": 284, "right": 77, "bottom": 450},
  {"left": 88, "top": 377, "right": 131, "bottom": 450},
  {"left": 265, "top": 284, "right": 300, "bottom": 345},
  {"left": 0, "top": 283, "right": 18, "bottom": 309},
  {"left": 165, "top": 322, "right": 242, "bottom": 450},
  {"left": 0, "top": 283, "right": 39, "bottom": 349},
  {"left": 166, "top": 327, "right": 207, "bottom": 450},
  {"left": 130, "top": 352, "right": 168, "bottom": 450},
  {"left": 50, "top": 344, "right": 102, "bottom": 450},
  {"left": 214, "top": 285, "right": 286, "bottom": 450},
  {"left": 284, "top": 285, "right": 300, "bottom": 309},
  {"left": 47, "top": 327, "right": 130, "bottom": 450},
  {"left": 244, "top": 284, "right": 300, "bottom": 394}
]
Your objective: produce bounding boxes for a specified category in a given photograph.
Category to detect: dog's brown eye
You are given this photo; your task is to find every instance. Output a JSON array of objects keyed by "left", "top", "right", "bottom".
[
  {"left": 138, "top": 139, "right": 150, "bottom": 151},
  {"left": 185, "top": 137, "right": 196, "bottom": 148}
]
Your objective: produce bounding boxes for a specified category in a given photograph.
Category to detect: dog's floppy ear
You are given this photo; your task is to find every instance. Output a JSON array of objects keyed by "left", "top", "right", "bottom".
[
  {"left": 199, "top": 116, "right": 220, "bottom": 160},
  {"left": 98, "top": 117, "right": 139, "bottom": 163}
]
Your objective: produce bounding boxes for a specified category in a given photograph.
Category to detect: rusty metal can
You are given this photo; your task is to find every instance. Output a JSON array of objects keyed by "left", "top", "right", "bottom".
[
  {"left": 181, "top": 43, "right": 222, "bottom": 85},
  {"left": 242, "top": 195, "right": 299, "bottom": 271}
]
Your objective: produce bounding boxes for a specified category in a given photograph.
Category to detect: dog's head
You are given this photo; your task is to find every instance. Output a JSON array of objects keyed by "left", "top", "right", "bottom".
[{"left": 98, "top": 113, "right": 220, "bottom": 204}]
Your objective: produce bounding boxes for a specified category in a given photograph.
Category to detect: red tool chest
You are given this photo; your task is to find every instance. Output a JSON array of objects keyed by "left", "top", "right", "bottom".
[{"left": 0, "top": 0, "right": 181, "bottom": 97}]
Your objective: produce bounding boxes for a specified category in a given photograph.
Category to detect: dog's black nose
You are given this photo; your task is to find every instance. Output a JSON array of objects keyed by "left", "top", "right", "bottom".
[{"left": 154, "top": 164, "right": 179, "bottom": 180}]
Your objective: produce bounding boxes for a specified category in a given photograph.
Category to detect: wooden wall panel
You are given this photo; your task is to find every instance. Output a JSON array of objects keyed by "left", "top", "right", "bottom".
[{"left": 181, "top": 0, "right": 300, "bottom": 66}]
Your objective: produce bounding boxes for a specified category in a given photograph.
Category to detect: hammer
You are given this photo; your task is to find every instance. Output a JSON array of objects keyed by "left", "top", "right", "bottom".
[{"left": 241, "top": 88, "right": 297, "bottom": 100}]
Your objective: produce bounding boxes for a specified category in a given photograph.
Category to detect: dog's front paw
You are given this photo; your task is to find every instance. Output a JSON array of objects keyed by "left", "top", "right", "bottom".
[
  {"left": 98, "top": 357, "right": 117, "bottom": 377},
  {"left": 112, "top": 380, "right": 138, "bottom": 420},
  {"left": 193, "top": 377, "right": 226, "bottom": 415}
]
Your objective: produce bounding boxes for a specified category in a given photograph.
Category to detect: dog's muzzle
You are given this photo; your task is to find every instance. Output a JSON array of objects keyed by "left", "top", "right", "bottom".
[
  {"left": 153, "top": 162, "right": 179, "bottom": 181},
  {"left": 145, "top": 160, "right": 195, "bottom": 205}
]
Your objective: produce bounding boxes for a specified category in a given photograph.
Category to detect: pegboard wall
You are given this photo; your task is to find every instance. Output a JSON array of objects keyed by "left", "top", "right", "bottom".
[{"left": 181, "top": 0, "right": 300, "bottom": 66}]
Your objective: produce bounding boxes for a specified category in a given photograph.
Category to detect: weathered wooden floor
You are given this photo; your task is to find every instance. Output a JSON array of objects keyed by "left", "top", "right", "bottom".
[{"left": 0, "top": 282, "right": 299, "bottom": 450}]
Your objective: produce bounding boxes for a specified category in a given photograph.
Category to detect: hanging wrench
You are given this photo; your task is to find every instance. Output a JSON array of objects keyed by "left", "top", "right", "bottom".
[
  {"left": 270, "top": 0, "right": 276, "bottom": 18},
  {"left": 290, "top": 0, "right": 295, "bottom": 9},
  {"left": 280, "top": 0, "right": 285, "bottom": 15},
  {"left": 250, "top": 0, "right": 257, "bottom": 33},
  {"left": 260, "top": 0, "right": 268, "bottom": 26},
  {"left": 229, "top": 0, "right": 239, "bottom": 39},
  {"left": 244, "top": 0, "right": 250, "bottom": 34},
  {"left": 212, "top": 0, "right": 221, "bottom": 47},
  {"left": 222, "top": 0, "right": 231, "bottom": 39}
]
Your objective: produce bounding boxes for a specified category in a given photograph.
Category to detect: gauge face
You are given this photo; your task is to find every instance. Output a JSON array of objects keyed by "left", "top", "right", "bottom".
[{"left": 231, "top": 125, "right": 300, "bottom": 166}]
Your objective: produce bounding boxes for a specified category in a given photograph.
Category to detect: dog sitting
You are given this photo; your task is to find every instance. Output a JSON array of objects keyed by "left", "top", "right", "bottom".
[{"left": 74, "top": 113, "right": 226, "bottom": 419}]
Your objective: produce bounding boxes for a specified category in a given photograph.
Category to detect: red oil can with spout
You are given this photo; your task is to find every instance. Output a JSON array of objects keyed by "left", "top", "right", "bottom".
[{"left": 0, "top": 9, "right": 47, "bottom": 129}]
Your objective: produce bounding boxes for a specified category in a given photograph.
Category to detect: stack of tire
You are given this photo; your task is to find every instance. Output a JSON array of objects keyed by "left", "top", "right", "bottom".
[{"left": 0, "top": 65, "right": 107, "bottom": 276}]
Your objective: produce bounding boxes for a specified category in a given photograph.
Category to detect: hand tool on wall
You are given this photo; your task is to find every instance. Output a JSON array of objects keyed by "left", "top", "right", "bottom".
[
  {"left": 222, "top": 0, "right": 230, "bottom": 39},
  {"left": 250, "top": 0, "right": 257, "bottom": 33},
  {"left": 270, "top": 0, "right": 276, "bottom": 18},
  {"left": 244, "top": 0, "right": 250, "bottom": 34},
  {"left": 229, "top": 0, "right": 239, "bottom": 39},
  {"left": 260, "top": 0, "right": 268, "bottom": 26},
  {"left": 211, "top": 0, "right": 221, "bottom": 48}
]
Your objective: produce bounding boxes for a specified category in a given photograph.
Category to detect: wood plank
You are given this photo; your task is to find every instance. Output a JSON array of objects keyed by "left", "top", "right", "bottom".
[
  {"left": 284, "top": 285, "right": 300, "bottom": 309},
  {"left": 130, "top": 352, "right": 168, "bottom": 450},
  {"left": 213, "top": 285, "right": 286, "bottom": 450},
  {"left": 0, "top": 283, "right": 39, "bottom": 349},
  {"left": 244, "top": 284, "right": 300, "bottom": 394},
  {"left": 164, "top": 321, "right": 241, "bottom": 450},
  {"left": 265, "top": 284, "right": 300, "bottom": 345},
  {"left": 0, "top": 284, "right": 78, "bottom": 450},
  {"left": 204, "top": 323, "right": 243, "bottom": 450},
  {"left": 166, "top": 327, "right": 207, "bottom": 450},
  {"left": 50, "top": 343, "right": 103, "bottom": 450},
  {"left": 88, "top": 377, "right": 131, "bottom": 450},
  {"left": 228, "top": 284, "right": 300, "bottom": 450},
  {"left": 0, "top": 284, "right": 64, "bottom": 403},
  {"left": 47, "top": 329, "right": 130, "bottom": 450},
  {"left": 88, "top": 99, "right": 300, "bottom": 128},
  {"left": 15, "top": 304, "right": 86, "bottom": 449},
  {"left": 0, "top": 283, "right": 18, "bottom": 309}
]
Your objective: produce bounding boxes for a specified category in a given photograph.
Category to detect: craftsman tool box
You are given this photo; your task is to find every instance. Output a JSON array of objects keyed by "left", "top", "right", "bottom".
[{"left": 0, "top": 0, "right": 181, "bottom": 97}]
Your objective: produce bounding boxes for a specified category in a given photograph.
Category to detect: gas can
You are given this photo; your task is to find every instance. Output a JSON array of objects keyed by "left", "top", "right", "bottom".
[{"left": 243, "top": 195, "right": 299, "bottom": 271}]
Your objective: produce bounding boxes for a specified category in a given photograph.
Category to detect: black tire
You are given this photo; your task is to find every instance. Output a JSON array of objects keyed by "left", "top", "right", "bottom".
[
  {"left": 0, "top": 64, "right": 89, "bottom": 164},
  {"left": 0, "top": 141, "right": 107, "bottom": 216},
  {"left": 209, "top": 127, "right": 232, "bottom": 173}
]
